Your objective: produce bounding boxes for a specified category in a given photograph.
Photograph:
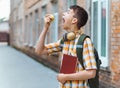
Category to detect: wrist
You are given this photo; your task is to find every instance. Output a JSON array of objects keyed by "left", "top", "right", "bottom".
[
  {"left": 63, "top": 74, "right": 69, "bottom": 80},
  {"left": 64, "top": 73, "right": 74, "bottom": 81},
  {"left": 44, "top": 23, "right": 50, "bottom": 29},
  {"left": 43, "top": 26, "right": 49, "bottom": 32}
]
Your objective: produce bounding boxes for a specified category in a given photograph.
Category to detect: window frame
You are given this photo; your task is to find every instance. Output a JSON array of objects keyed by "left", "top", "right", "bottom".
[{"left": 91, "top": 0, "right": 109, "bottom": 68}]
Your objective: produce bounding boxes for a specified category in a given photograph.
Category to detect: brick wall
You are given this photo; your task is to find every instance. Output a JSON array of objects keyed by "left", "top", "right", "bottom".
[
  {"left": 77, "top": 0, "right": 85, "bottom": 7},
  {"left": 99, "top": 69, "right": 116, "bottom": 88},
  {"left": 10, "top": 0, "right": 120, "bottom": 88},
  {"left": 110, "top": 0, "right": 120, "bottom": 87},
  {"left": 24, "top": 0, "right": 40, "bottom": 10}
]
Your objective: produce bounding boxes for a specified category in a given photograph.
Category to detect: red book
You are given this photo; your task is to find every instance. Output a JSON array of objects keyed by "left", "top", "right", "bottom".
[{"left": 60, "top": 54, "right": 78, "bottom": 74}]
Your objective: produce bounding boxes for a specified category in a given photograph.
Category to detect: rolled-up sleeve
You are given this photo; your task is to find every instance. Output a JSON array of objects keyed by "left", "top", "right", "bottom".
[
  {"left": 45, "top": 39, "right": 62, "bottom": 54},
  {"left": 83, "top": 38, "right": 97, "bottom": 70}
]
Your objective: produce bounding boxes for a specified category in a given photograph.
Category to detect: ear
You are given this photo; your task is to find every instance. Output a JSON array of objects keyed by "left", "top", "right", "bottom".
[{"left": 72, "top": 18, "right": 78, "bottom": 24}]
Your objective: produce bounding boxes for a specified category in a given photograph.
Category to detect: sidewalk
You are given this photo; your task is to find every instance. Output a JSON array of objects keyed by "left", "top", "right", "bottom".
[{"left": 0, "top": 45, "right": 58, "bottom": 88}]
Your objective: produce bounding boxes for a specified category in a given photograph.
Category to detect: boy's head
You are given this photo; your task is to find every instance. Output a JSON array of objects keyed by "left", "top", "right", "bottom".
[{"left": 62, "top": 5, "right": 88, "bottom": 31}]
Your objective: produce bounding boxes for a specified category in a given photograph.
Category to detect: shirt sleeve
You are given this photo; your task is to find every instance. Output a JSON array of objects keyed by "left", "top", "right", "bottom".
[
  {"left": 45, "top": 39, "right": 62, "bottom": 54},
  {"left": 82, "top": 38, "right": 97, "bottom": 70}
]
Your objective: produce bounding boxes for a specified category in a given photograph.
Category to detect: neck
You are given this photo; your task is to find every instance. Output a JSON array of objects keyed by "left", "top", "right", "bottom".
[
  {"left": 70, "top": 26, "right": 83, "bottom": 35},
  {"left": 70, "top": 25, "right": 80, "bottom": 32}
]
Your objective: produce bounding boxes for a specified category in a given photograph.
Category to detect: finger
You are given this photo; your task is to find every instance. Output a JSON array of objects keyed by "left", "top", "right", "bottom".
[
  {"left": 45, "top": 17, "right": 50, "bottom": 22},
  {"left": 45, "top": 14, "right": 50, "bottom": 17},
  {"left": 45, "top": 14, "right": 52, "bottom": 18}
]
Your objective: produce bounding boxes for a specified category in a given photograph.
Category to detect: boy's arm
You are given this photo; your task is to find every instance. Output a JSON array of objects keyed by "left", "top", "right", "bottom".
[
  {"left": 57, "top": 69, "right": 96, "bottom": 84},
  {"left": 57, "top": 38, "right": 97, "bottom": 84},
  {"left": 35, "top": 27, "right": 48, "bottom": 55},
  {"left": 35, "top": 15, "right": 52, "bottom": 55}
]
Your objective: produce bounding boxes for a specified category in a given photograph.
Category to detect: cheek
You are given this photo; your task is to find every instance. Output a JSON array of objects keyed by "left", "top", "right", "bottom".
[
  {"left": 67, "top": 16, "right": 73, "bottom": 23},
  {"left": 63, "top": 23, "right": 69, "bottom": 29},
  {"left": 65, "top": 18, "right": 72, "bottom": 24}
]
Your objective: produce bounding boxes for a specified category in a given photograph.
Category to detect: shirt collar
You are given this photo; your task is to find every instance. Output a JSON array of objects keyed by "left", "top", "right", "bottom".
[{"left": 74, "top": 29, "right": 83, "bottom": 38}]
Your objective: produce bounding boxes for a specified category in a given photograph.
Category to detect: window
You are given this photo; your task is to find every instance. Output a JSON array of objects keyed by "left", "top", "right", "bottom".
[
  {"left": 19, "top": 19, "right": 22, "bottom": 44},
  {"left": 49, "top": 13, "right": 58, "bottom": 43},
  {"left": 29, "top": 13, "right": 33, "bottom": 46},
  {"left": 101, "top": 1, "right": 107, "bottom": 57},
  {"left": 34, "top": 10, "right": 39, "bottom": 47},
  {"left": 49, "top": 2, "right": 58, "bottom": 43},
  {"left": 41, "top": 6, "right": 47, "bottom": 44},
  {"left": 67, "top": 0, "right": 76, "bottom": 8},
  {"left": 51, "top": 1, "right": 58, "bottom": 13},
  {"left": 92, "top": 1, "right": 98, "bottom": 49},
  {"left": 25, "top": 16, "right": 28, "bottom": 45},
  {"left": 91, "top": 0, "right": 109, "bottom": 67}
]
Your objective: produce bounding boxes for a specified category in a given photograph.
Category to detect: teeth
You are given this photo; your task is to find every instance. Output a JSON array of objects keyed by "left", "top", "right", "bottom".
[{"left": 62, "top": 17, "right": 65, "bottom": 23}]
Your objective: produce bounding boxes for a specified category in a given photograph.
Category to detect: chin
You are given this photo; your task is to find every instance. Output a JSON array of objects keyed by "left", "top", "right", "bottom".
[
  {"left": 62, "top": 25, "right": 69, "bottom": 30},
  {"left": 63, "top": 28, "right": 70, "bottom": 32},
  {"left": 63, "top": 28, "right": 69, "bottom": 31}
]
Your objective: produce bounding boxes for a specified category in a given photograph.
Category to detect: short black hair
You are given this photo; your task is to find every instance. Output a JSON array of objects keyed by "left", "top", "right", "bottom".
[{"left": 70, "top": 5, "right": 88, "bottom": 29}]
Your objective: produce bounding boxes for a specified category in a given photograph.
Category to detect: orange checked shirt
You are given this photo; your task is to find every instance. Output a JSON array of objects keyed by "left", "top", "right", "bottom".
[{"left": 45, "top": 32, "right": 97, "bottom": 88}]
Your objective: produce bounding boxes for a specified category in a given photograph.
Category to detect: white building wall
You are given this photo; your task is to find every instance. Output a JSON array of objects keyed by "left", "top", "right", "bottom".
[{"left": 0, "top": 21, "right": 9, "bottom": 32}]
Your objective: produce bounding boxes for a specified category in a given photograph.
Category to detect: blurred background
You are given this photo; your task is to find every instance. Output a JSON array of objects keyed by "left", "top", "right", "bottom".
[
  {"left": 0, "top": 0, "right": 120, "bottom": 88},
  {"left": 0, "top": 0, "right": 10, "bottom": 45}
]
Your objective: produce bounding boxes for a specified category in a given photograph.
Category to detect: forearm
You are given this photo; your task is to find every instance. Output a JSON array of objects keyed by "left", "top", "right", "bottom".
[
  {"left": 35, "top": 14, "right": 54, "bottom": 54},
  {"left": 64, "top": 70, "right": 96, "bottom": 81},
  {"left": 35, "top": 26, "right": 48, "bottom": 54}
]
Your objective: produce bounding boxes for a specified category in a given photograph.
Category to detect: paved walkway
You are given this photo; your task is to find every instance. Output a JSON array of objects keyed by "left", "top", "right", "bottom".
[{"left": 0, "top": 45, "right": 58, "bottom": 88}]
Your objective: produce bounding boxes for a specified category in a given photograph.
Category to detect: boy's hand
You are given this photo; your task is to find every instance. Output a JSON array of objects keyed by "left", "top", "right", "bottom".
[
  {"left": 57, "top": 73, "right": 66, "bottom": 84},
  {"left": 44, "top": 14, "right": 54, "bottom": 29}
]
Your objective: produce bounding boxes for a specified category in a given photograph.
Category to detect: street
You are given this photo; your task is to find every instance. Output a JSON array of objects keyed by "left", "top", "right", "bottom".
[{"left": 0, "top": 45, "right": 58, "bottom": 88}]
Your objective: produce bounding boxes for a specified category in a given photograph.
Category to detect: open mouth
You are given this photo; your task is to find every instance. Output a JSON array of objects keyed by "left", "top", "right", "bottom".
[{"left": 62, "top": 17, "right": 65, "bottom": 23}]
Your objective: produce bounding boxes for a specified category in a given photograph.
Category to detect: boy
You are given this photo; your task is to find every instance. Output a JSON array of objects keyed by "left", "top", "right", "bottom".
[{"left": 35, "top": 5, "right": 97, "bottom": 88}]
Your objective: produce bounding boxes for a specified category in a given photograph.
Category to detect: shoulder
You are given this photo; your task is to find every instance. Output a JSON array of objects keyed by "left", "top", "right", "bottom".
[
  {"left": 84, "top": 37, "right": 92, "bottom": 45},
  {"left": 83, "top": 37, "right": 94, "bottom": 49}
]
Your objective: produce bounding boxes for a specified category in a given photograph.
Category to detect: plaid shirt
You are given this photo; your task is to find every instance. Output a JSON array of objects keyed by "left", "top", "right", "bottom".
[{"left": 45, "top": 32, "right": 97, "bottom": 88}]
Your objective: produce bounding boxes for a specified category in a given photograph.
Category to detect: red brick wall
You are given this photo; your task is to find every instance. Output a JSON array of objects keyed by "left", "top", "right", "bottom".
[
  {"left": 77, "top": 0, "right": 85, "bottom": 7},
  {"left": 24, "top": 0, "right": 40, "bottom": 10},
  {"left": 111, "top": 0, "right": 120, "bottom": 87},
  {"left": 10, "top": 0, "right": 120, "bottom": 87}
]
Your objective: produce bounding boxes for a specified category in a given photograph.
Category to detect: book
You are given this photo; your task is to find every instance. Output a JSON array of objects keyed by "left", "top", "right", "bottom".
[{"left": 60, "top": 54, "right": 78, "bottom": 74}]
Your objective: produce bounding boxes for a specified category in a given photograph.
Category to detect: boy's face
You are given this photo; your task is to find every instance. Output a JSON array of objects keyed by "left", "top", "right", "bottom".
[{"left": 62, "top": 9, "right": 77, "bottom": 31}]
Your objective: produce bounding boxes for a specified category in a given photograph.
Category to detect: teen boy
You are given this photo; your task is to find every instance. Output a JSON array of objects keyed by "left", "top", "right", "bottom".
[{"left": 35, "top": 5, "right": 97, "bottom": 88}]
